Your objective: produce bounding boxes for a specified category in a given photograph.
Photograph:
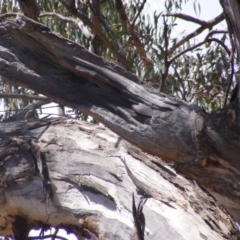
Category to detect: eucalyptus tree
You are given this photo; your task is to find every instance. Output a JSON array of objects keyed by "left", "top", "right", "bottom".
[{"left": 0, "top": 0, "right": 240, "bottom": 239}]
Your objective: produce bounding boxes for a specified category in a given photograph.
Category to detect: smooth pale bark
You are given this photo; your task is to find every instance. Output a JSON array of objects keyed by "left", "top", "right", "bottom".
[{"left": 0, "top": 118, "right": 237, "bottom": 239}]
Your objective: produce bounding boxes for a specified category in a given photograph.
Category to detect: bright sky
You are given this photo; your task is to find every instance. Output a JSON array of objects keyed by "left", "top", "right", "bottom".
[{"left": 27, "top": 0, "right": 225, "bottom": 239}]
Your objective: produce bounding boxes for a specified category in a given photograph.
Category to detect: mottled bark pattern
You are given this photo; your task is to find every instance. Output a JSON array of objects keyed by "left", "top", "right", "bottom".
[{"left": 0, "top": 118, "right": 237, "bottom": 239}]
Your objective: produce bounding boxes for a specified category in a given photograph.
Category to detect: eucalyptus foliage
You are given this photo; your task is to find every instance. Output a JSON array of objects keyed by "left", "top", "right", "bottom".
[{"left": 0, "top": 0, "right": 233, "bottom": 117}]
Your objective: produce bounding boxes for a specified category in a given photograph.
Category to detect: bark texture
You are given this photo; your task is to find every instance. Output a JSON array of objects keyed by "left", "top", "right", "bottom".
[
  {"left": 0, "top": 118, "right": 237, "bottom": 239},
  {"left": 0, "top": 15, "right": 240, "bottom": 224},
  {"left": 1, "top": 15, "right": 240, "bottom": 225}
]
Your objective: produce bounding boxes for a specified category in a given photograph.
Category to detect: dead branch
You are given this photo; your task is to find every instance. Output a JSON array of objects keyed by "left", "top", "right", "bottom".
[{"left": 1, "top": 15, "right": 240, "bottom": 224}]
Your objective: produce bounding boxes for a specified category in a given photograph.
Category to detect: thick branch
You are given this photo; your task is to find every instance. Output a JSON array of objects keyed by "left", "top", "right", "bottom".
[
  {"left": 169, "top": 37, "right": 231, "bottom": 64},
  {"left": 0, "top": 118, "right": 237, "bottom": 238},
  {"left": 1, "top": 15, "right": 240, "bottom": 223},
  {"left": 0, "top": 12, "right": 17, "bottom": 21}
]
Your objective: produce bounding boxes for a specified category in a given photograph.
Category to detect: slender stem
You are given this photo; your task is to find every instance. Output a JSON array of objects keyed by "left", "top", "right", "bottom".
[
  {"left": 167, "top": 12, "right": 225, "bottom": 55},
  {"left": 0, "top": 93, "right": 49, "bottom": 101},
  {"left": 169, "top": 38, "right": 231, "bottom": 65},
  {"left": 164, "top": 12, "right": 208, "bottom": 26}
]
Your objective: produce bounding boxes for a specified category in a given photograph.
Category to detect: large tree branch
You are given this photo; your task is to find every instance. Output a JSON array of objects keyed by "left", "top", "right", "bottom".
[
  {"left": 1, "top": 15, "right": 240, "bottom": 223},
  {"left": 0, "top": 118, "right": 236, "bottom": 238}
]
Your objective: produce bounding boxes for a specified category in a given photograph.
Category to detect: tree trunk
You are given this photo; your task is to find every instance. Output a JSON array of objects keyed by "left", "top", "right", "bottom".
[
  {"left": 0, "top": 118, "right": 237, "bottom": 239},
  {"left": 1, "top": 14, "right": 240, "bottom": 223},
  {"left": 1, "top": 1, "right": 240, "bottom": 237}
]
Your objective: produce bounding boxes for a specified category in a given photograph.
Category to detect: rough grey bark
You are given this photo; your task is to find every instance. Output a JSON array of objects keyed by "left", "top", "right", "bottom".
[
  {"left": 1, "top": 14, "right": 240, "bottom": 226},
  {"left": 0, "top": 118, "right": 237, "bottom": 239}
]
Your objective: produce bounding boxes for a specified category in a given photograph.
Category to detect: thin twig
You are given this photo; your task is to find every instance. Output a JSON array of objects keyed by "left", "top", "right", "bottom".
[
  {"left": 206, "top": 37, "right": 231, "bottom": 55},
  {"left": 59, "top": 0, "right": 131, "bottom": 71},
  {"left": 131, "top": 0, "right": 146, "bottom": 27},
  {"left": 40, "top": 12, "right": 76, "bottom": 23},
  {"left": 115, "top": 0, "right": 152, "bottom": 70},
  {"left": 0, "top": 93, "right": 49, "bottom": 101},
  {"left": 224, "top": 51, "right": 235, "bottom": 107},
  {"left": 28, "top": 235, "right": 68, "bottom": 240},
  {"left": 2, "top": 100, "right": 51, "bottom": 122},
  {"left": 205, "top": 30, "right": 228, "bottom": 39},
  {"left": 51, "top": 227, "right": 59, "bottom": 240},
  {"left": 174, "top": 68, "right": 187, "bottom": 102},
  {"left": 164, "top": 12, "right": 208, "bottom": 26},
  {"left": 169, "top": 38, "right": 231, "bottom": 65},
  {"left": 40, "top": 12, "right": 93, "bottom": 39},
  {"left": 167, "top": 12, "right": 225, "bottom": 55},
  {"left": 160, "top": 16, "right": 170, "bottom": 92}
]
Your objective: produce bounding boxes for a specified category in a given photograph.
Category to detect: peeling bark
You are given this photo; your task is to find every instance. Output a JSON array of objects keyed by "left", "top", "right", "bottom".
[
  {"left": 1, "top": 15, "right": 240, "bottom": 225},
  {"left": 0, "top": 118, "right": 237, "bottom": 239}
]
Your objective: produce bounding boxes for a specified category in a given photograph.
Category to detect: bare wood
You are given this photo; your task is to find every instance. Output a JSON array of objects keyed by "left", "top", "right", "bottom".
[
  {"left": 0, "top": 15, "right": 240, "bottom": 225},
  {"left": 0, "top": 118, "right": 237, "bottom": 238}
]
